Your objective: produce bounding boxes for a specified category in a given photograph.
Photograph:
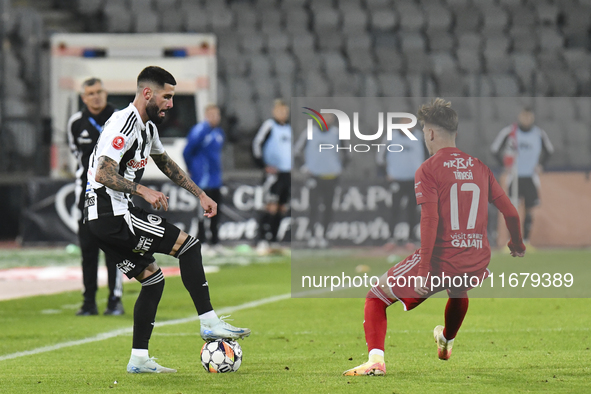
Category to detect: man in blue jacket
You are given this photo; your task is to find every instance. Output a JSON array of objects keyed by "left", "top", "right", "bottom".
[{"left": 183, "top": 104, "right": 225, "bottom": 251}]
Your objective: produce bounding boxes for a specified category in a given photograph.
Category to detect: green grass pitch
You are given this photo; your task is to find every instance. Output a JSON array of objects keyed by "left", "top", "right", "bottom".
[{"left": 1, "top": 250, "right": 590, "bottom": 393}]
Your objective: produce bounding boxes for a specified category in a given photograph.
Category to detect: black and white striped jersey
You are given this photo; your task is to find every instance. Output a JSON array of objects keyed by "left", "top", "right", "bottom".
[{"left": 86, "top": 103, "right": 165, "bottom": 220}]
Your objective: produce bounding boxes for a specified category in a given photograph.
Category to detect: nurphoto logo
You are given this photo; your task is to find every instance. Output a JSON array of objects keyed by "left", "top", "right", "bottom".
[{"left": 302, "top": 107, "right": 418, "bottom": 153}]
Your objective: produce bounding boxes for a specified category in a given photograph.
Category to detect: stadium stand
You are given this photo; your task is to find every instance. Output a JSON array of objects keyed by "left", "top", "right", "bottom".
[{"left": 1, "top": 0, "right": 591, "bottom": 176}]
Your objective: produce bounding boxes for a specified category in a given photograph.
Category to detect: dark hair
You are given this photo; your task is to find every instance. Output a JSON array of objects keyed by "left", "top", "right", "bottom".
[
  {"left": 137, "top": 66, "right": 176, "bottom": 88},
  {"left": 521, "top": 106, "right": 533, "bottom": 113},
  {"left": 82, "top": 77, "right": 102, "bottom": 88},
  {"left": 417, "top": 98, "right": 458, "bottom": 132}
]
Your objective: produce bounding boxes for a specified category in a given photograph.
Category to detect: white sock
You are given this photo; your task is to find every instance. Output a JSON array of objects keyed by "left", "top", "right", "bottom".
[
  {"left": 369, "top": 349, "right": 384, "bottom": 357},
  {"left": 131, "top": 348, "right": 149, "bottom": 358},
  {"left": 198, "top": 310, "right": 218, "bottom": 321}
]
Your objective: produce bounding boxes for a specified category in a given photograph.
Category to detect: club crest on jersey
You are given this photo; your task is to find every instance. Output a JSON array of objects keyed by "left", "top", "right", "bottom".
[
  {"left": 112, "top": 136, "right": 125, "bottom": 150},
  {"left": 127, "top": 158, "right": 148, "bottom": 169},
  {"left": 147, "top": 214, "right": 162, "bottom": 225}
]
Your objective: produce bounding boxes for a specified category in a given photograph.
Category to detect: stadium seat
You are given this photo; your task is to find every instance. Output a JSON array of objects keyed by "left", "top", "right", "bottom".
[
  {"left": 290, "top": 32, "right": 315, "bottom": 56},
  {"left": 365, "top": 0, "right": 392, "bottom": 9},
  {"left": 374, "top": 47, "right": 405, "bottom": 73},
  {"left": 259, "top": 8, "right": 283, "bottom": 35},
  {"left": 552, "top": 98, "right": 578, "bottom": 122},
  {"left": 512, "top": 52, "right": 537, "bottom": 88},
  {"left": 368, "top": 7, "right": 397, "bottom": 31},
  {"left": 273, "top": 52, "right": 297, "bottom": 76},
  {"left": 453, "top": 6, "right": 482, "bottom": 33},
  {"left": 426, "top": 30, "right": 455, "bottom": 52},
  {"left": 480, "top": 5, "right": 509, "bottom": 32},
  {"left": 129, "top": 0, "right": 154, "bottom": 13},
  {"left": 76, "top": 0, "right": 104, "bottom": 16},
  {"left": 234, "top": 9, "right": 258, "bottom": 33},
  {"left": 377, "top": 73, "right": 408, "bottom": 96},
  {"left": 490, "top": 74, "right": 520, "bottom": 96},
  {"left": 537, "top": 27, "right": 564, "bottom": 52},
  {"left": 251, "top": 76, "right": 278, "bottom": 101},
  {"left": 317, "top": 31, "right": 344, "bottom": 51},
  {"left": 348, "top": 49, "right": 375, "bottom": 73},
  {"left": 249, "top": 54, "right": 273, "bottom": 79},
  {"left": 160, "top": 9, "right": 183, "bottom": 32},
  {"left": 360, "top": 74, "right": 380, "bottom": 97},
  {"left": 7, "top": 120, "right": 37, "bottom": 157},
  {"left": 313, "top": 7, "right": 341, "bottom": 33},
  {"left": 330, "top": 72, "right": 361, "bottom": 96},
  {"left": 104, "top": 8, "right": 132, "bottom": 33},
  {"left": 457, "top": 49, "right": 483, "bottom": 73},
  {"left": 423, "top": 3, "right": 453, "bottom": 32},
  {"left": 284, "top": 8, "right": 309, "bottom": 33},
  {"left": 341, "top": 8, "right": 368, "bottom": 33},
  {"left": 210, "top": 8, "right": 234, "bottom": 32},
  {"left": 133, "top": 10, "right": 159, "bottom": 33},
  {"left": 239, "top": 32, "right": 265, "bottom": 54},
  {"left": 303, "top": 72, "right": 331, "bottom": 97},
  {"left": 484, "top": 50, "right": 512, "bottom": 74},
  {"left": 232, "top": 101, "right": 260, "bottom": 134},
  {"left": 464, "top": 74, "right": 494, "bottom": 97},
  {"left": 277, "top": 77, "right": 295, "bottom": 99},
  {"left": 183, "top": 5, "right": 208, "bottom": 32},
  {"left": 396, "top": 3, "right": 425, "bottom": 32},
  {"left": 266, "top": 32, "right": 290, "bottom": 53},
  {"left": 437, "top": 70, "right": 465, "bottom": 97},
  {"left": 457, "top": 32, "right": 483, "bottom": 52},
  {"left": 548, "top": 71, "right": 578, "bottom": 97},
  {"left": 227, "top": 77, "right": 254, "bottom": 100},
  {"left": 511, "top": 27, "right": 539, "bottom": 52},
  {"left": 431, "top": 52, "right": 458, "bottom": 75},
  {"left": 322, "top": 51, "right": 348, "bottom": 74},
  {"left": 535, "top": 3, "right": 559, "bottom": 26}
]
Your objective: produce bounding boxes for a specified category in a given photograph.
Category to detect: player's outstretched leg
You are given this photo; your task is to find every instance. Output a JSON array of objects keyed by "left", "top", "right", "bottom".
[
  {"left": 343, "top": 288, "right": 392, "bottom": 376},
  {"left": 175, "top": 235, "right": 250, "bottom": 340},
  {"left": 434, "top": 295, "right": 469, "bottom": 360},
  {"left": 127, "top": 268, "right": 176, "bottom": 373}
]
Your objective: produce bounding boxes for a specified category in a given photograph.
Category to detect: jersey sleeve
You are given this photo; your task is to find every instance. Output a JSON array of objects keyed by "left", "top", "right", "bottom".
[
  {"left": 94, "top": 119, "right": 134, "bottom": 164},
  {"left": 150, "top": 124, "right": 166, "bottom": 155},
  {"left": 487, "top": 166, "right": 505, "bottom": 203},
  {"left": 414, "top": 161, "right": 438, "bottom": 205}
]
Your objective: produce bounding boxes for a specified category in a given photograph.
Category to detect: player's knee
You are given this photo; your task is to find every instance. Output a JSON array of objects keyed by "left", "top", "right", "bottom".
[{"left": 175, "top": 235, "right": 201, "bottom": 260}]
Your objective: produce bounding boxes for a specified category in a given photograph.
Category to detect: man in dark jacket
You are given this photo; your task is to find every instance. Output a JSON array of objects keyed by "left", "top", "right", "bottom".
[{"left": 67, "top": 77, "right": 123, "bottom": 315}]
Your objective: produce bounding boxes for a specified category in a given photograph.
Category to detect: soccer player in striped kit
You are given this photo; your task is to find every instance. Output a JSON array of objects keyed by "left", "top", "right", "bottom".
[{"left": 85, "top": 66, "right": 249, "bottom": 373}]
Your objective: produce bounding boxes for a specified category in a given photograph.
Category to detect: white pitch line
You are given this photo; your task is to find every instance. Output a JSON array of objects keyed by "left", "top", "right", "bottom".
[{"left": 0, "top": 293, "right": 291, "bottom": 362}]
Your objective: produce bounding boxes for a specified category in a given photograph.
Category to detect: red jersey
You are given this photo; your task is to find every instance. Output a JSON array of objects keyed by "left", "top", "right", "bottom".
[{"left": 414, "top": 147, "right": 505, "bottom": 275}]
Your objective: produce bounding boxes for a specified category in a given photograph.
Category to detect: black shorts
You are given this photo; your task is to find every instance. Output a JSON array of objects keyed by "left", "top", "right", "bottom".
[
  {"left": 509, "top": 177, "right": 539, "bottom": 208},
  {"left": 263, "top": 172, "right": 291, "bottom": 206},
  {"left": 87, "top": 207, "right": 181, "bottom": 279}
]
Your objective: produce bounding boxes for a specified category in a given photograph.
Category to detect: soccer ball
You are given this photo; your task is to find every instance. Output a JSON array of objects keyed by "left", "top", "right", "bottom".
[{"left": 200, "top": 339, "right": 242, "bottom": 373}]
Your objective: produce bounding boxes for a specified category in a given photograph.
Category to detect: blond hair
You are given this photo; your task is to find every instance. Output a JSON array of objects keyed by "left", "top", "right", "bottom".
[{"left": 417, "top": 98, "right": 458, "bottom": 132}]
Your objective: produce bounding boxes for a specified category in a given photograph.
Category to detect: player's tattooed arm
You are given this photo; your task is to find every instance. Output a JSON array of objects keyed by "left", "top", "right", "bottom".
[
  {"left": 151, "top": 152, "right": 204, "bottom": 197},
  {"left": 95, "top": 156, "right": 139, "bottom": 195},
  {"left": 151, "top": 152, "right": 216, "bottom": 216}
]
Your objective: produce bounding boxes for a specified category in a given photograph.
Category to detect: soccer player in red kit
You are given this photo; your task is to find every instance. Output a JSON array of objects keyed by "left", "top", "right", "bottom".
[{"left": 343, "top": 98, "right": 526, "bottom": 376}]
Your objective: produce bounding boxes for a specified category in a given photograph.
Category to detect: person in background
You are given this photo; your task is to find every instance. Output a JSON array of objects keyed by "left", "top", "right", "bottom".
[
  {"left": 491, "top": 107, "right": 554, "bottom": 246},
  {"left": 67, "top": 77, "right": 123, "bottom": 316},
  {"left": 294, "top": 113, "right": 343, "bottom": 248},
  {"left": 252, "top": 99, "right": 292, "bottom": 255},
  {"left": 376, "top": 117, "right": 427, "bottom": 249},
  {"left": 183, "top": 104, "right": 225, "bottom": 255}
]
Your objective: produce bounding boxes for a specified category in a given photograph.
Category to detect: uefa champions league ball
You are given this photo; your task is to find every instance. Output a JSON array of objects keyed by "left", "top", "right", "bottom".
[{"left": 200, "top": 339, "right": 242, "bottom": 373}]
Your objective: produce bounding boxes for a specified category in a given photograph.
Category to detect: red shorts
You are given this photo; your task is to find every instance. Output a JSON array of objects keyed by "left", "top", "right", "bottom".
[{"left": 381, "top": 251, "right": 490, "bottom": 311}]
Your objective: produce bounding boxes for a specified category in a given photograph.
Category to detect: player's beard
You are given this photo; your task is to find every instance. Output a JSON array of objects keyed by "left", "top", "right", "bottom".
[{"left": 146, "top": 98, "right": 166, "bottom": 125}]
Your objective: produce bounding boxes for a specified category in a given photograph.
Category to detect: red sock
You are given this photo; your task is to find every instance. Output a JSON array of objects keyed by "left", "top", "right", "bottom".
[
  {"left": 364, "top": 289, "right": 393, "bottom": 353},
  {"left": 443, "top": 296, "right": 469, "bottom": 340}
]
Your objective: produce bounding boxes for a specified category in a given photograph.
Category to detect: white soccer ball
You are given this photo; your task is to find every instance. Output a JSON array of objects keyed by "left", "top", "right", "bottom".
[{"left": 200, "top": 339, "right": 242, "bottom": 373}]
